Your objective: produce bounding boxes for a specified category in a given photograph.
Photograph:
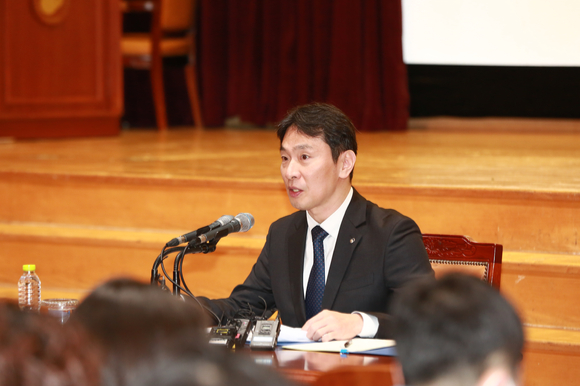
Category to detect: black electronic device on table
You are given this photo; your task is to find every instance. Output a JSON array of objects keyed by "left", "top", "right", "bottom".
[{"left": 208, "top": 318, "right": 255, "bottom": 349}]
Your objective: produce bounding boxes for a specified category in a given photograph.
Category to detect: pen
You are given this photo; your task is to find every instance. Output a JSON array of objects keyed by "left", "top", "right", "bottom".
[{"left": 340, "top": 339, "right": 353, "bottom": 355}]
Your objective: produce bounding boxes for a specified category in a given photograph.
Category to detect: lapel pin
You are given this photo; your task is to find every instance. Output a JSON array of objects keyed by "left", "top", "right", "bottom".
[{"left": 350, "top": 238, "right": 355, "bottom": 244}]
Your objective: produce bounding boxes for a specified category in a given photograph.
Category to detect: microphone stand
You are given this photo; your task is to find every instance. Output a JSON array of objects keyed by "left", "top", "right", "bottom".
[{"left": 172, "top": 238, "right": 220, "bottom": 296}]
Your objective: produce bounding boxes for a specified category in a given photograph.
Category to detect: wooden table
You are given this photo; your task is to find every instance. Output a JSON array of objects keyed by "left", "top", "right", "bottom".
[{"left": 245, "top": 347, "right": 397, "bottom": 384}]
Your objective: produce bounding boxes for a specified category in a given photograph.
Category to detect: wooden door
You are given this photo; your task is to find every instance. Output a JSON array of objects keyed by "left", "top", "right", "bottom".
[{"left": 0, "top": 0, "right": 122, "bottom": 139}]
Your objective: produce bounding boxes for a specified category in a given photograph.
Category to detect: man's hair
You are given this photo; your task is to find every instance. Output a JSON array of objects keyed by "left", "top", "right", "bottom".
[
  {"left": 124, "top": 341, "right": 296, "bottom": 386},
  {"left": 391, "top": 273, "right": 524, "bottom": 386},
  {"left": 277, "top": 103, "right": 358, "bottom": 180},
  {"left": 69, "top": 278, "right": 209, "bottom": 386}
]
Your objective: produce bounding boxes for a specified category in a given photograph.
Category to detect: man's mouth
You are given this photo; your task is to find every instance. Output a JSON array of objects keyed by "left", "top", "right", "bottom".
[{"left": 288, "top": 187, "right": 302, "bottom": 197}]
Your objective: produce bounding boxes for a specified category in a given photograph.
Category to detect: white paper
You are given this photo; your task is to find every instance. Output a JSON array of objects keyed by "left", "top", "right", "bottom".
[{"left": 277, "top": 325, "right": 313, "bottom": 343}]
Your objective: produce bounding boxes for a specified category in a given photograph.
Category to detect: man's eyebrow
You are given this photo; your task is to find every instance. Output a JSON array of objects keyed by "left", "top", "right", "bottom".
[{"left": 280, "top": 144, "right": 314, "bottom": 152}]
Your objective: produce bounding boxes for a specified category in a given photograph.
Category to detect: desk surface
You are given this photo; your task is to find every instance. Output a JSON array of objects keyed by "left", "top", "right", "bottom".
[{"left": 245, "top": 347, "right": 397, "bottom": 384}]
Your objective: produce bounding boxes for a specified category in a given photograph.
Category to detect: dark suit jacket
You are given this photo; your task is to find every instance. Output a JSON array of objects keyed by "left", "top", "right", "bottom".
[{"left": 198, "top": 189, "right": 433, "bottom": 338}]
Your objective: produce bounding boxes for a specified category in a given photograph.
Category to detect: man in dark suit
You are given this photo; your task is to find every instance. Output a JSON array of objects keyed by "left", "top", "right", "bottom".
[{"left": 199, "top": 103, "right": 433, "bottom": 340}]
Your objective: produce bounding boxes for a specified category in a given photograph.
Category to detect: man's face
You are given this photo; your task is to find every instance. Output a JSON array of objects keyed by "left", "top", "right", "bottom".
[{"left": 280, "top": 126, "right": 346, "bottom": 222}]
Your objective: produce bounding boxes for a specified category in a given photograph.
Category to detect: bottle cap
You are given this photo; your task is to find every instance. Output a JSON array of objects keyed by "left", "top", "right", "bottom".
[{"left": 22, "top": 264, "right": 36, "bottom": 272}]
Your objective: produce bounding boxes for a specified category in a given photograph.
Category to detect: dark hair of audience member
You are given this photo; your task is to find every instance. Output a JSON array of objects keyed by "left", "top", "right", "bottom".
[
  {"left": 277, "top": 103, "right": 358, "bottom": 180},
  {"left": 124, "top": 339, "right": 298, "bottom": 386},
  {"left": 69, "top": 277, "right": 209, "bottom": 386},
  {"left": 391, "top": 273, "right": 524, "bottom": 386},
  {"left": 0, "top": 299, "right": 101, "bottom": 386}
]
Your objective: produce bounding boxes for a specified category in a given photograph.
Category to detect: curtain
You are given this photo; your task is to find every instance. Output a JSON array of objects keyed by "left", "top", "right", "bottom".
[{"left": 199, "top": 0, "right": 409, "bottom": 131}]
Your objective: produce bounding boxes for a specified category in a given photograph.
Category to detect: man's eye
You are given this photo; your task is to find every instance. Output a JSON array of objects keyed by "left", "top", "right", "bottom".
[
  {"left": 301, "top": 154, "right": 309, "bottom": 160},
  {"left": 281, "top": 156, "right": 288, "bottom": 162}
]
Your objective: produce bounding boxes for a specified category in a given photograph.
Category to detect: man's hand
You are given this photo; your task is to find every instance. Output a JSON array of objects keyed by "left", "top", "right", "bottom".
[{"left": 301, "top": 310, "right": 363, "bottom": 342}]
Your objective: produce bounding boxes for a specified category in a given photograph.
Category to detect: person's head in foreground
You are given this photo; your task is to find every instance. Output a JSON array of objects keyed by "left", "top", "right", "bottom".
[
  {"left": 123, "top": 342, "right": 298, "bottom": 386},
  {"left": 69, "top": 277, "right": 209, "bottom": 386},
  {"left": 0, "top": 299, "right": 101, "bottom": 386},
  {"left": 391, "top": 273, "right": 524, "bottom": 386},
  {"left": 70, "top": 278, "right": 296, "bottom": 386}
]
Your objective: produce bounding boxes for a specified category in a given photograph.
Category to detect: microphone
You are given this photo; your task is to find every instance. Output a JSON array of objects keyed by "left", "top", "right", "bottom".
[
  {"left": 166, "top": 215, "right": 234, "bottom": 247},
  {"left": 190, "top": 213, "right": 254, "bottom": 246}
]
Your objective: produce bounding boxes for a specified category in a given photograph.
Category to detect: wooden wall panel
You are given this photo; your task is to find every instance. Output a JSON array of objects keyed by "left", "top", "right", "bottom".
[
  {"left": 1, "top": 171, "right": 578, "bottom": 254},
  {"left": 0, "top": 233, "right": 260, "bottom": 300},
  {"left": 502, "top": 267, "right": 580, "bottom": 330},
  {"left": 0, "top": 0, "right": 122, "bottom": 138},
  {"left": 0, "top": 172, "right": 294, "bottom": 238},
  {"left": 523, "top": 348, "right": 580, "bottom": 386},
  {"left": 360, "top": 188, "right": 580, "bottom": 255}
]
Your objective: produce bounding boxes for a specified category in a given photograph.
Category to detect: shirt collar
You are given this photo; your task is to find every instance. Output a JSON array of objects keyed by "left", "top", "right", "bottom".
[{"left": 306, "top": 187, "right": 354, "bottom": 239}]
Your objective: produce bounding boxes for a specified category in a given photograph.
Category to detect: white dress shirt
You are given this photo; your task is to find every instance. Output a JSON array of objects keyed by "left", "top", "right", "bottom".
[{"left": 303, "top": 187, "right": 379, "bottom": 338}]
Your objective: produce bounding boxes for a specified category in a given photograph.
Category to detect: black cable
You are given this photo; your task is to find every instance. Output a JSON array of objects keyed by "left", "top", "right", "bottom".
[
  {"left": 173, "top": 240, "right": 200, "bottom": 295},
  {"left": 158, "top": 248, "right": 183, "bottom": 285},
  {"left": 159, "top": 249, "right": 175, "bottom": 286},
  {"left": 160, "top": 249, "right": 188, "bottom": 293},
  {"left": 177, "top": 239, "right": 216, "bottom": 296},
  {"left": 179, "top": 243, "right": 193, "bottom": 296},
  {"left": 153, "top": 240, "right": 222, "bottom": 324},
  {"left": 174, "top": 243, "right": 222, "bottom": 324},
  {"left": 258, "top": 296, "right": 268, "bottom": 319},
  {"left": 152, "top": 245, "right": 184, "bottom": 285},
  {"left": 234, "top": 303, "right": 255, "bottom": 318}
]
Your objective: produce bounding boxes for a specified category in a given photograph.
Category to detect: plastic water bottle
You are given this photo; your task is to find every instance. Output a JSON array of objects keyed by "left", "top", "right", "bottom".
[{"left": 18, "top": 264, "right": 41, "bottom": 312}]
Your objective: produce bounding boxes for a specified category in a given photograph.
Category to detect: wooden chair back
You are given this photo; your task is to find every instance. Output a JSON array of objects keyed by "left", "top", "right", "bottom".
[
  {"left": 422, "top": 234, "right": 503, "bottom": 289},
  {"left": 121, "top": 0, "right": 196, "bottom": 34},
  {"left": 161, "top": 0, "right": 195, "bottom": 32},
  {"left": 313, "top": 365, "right": 396, "bottom": 386},
  {"left": 121, "top": 0, "right": 202, "bottom": 130}
]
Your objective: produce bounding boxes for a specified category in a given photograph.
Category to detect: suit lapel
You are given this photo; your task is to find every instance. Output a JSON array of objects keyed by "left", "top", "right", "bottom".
[
  {"left": 321, "top": 189, "right": 367, "bottom": 310},
  {"left": 287, "top": 214, "right": 308, "bottom": 324}
]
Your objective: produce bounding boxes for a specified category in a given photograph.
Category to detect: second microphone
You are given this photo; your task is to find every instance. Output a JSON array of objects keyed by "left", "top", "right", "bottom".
[{"left": 189, "top": 213, "right": 255, "bottom": 247}]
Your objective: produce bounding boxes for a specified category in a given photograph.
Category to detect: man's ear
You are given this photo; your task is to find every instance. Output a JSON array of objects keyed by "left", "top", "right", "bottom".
[{"left": 338, "top": 150, "right": 356, "bottom": 179}]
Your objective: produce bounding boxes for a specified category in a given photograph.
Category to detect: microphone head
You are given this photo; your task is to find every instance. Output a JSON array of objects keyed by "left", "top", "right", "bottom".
[
  {"left": 217, "top": 214, "right": 234, "bottom": 226},
  {"left": 235, "top": 213, "right": 255, "bottom": 233}
]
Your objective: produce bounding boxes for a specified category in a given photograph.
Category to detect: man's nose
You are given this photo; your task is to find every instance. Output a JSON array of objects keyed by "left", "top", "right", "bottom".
[{"left": 284, "top": 159, "right": 300, "bottom": 180}]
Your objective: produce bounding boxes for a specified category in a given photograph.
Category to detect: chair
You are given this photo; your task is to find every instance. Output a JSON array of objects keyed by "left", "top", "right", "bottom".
[
  {"left": 313, "top": 364, "right": 397, "bottom": 386},
  {"left": 422, "top": 234, "right": 503, "bottom": 289},
  {"left": 121, "top": 0, "right": 203, "bottom": 130}
]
